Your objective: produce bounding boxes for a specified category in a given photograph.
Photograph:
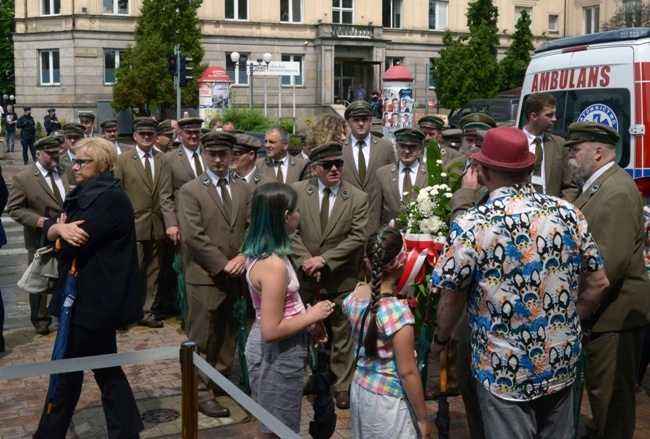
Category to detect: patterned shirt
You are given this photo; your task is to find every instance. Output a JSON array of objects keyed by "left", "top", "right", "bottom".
[
  {"left": 432, "top": 184, "right": 603, "bottom": 401},
  {"left": 343, "top": 284, "right": 415, "bottom": 397},
  {"left": 643, "top": 206, "right": 650, "bottom": 278},
  {"left": 246, "top": 256, "right": 305, "bottom": 320}
]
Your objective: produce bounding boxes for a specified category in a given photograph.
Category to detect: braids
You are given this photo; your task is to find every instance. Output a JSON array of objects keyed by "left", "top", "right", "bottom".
[{"left": 362, "top": 227, "right": 404, "bottom": 358}]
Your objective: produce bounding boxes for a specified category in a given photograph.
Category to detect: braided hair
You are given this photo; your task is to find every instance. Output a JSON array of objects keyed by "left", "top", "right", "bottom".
[{"left": 363, "top": 227, "right": 404, "bottom": 358}]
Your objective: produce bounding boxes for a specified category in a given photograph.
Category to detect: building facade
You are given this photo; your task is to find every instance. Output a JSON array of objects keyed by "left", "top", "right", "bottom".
[{"left": 12, "top": 0, "right": 625, "bottom": 127}]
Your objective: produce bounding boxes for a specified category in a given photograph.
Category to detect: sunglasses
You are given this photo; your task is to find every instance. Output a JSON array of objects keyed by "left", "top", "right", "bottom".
[{"left": 317, "top": 159, "right": 344, "bottom": 170}]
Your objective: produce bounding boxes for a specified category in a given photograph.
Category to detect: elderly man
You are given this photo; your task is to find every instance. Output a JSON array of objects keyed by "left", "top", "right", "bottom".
[
  {"left": 522, "top": 92, "right": 577, "bottom": 200},
  {"left": 367, "top": 127, "right": 427, "bottom": 234},
  {"left": 342, "top": 101, "right": 396, "bottom": 197},
  {"left": 60, "top": 123, "right": 85, "bottom": 166},
  {"left": 565, "top": 121, "right": 650, "bottom": 439},
  {"left": 178, "top": 131, "right": 251, "bottom": 418},
  {"left": 291, "top": 142, "right": 369, "bottom": 409},
  {"left": 256, "top": 124, "right": 307, "bottom": 185},
  {"left": 114, "top": 117, "right": 174, "bottom": 328},
  {"left": 431, "top": 126, "right": 609, "bottom": 438},
  {"left": 100, "top": 118, "right": 131, "bottom": 155},
  {"left": 7, "top": 136, "right": 75, "bottom": 334},
  {"left": 230, "top": 132, "right": 275, "bottom": 193},
  {"left": 78, "top": 112, "right": 97, "bottom": 137}
]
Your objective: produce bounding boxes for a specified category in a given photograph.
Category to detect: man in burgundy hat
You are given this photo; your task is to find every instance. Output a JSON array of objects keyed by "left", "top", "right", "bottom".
[{"left": 430, "top": 127, "right": 609, "bottom": 438}]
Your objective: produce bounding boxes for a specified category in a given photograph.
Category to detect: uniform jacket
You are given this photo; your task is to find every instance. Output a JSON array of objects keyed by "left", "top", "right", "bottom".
[
  {"left": 114, "top": 142, "right": 134, "bottom": 155},
  {"left": 161, "top": 146, "right": 204, "bottom": 224},
  {"left": 290, "top": 179, "right": 368, "bottom": 295},
  {"left": 178, "top": 174, "right": 251, "bottom": 285},
  {"left": 16, "top": 114, "right": 35, "bottom": 140},
  {"left": 44, "top": 115, "right": 61, "bottom": 135},
  {"left": 231, "top": 167, "right": 275, "bottom": 195},
  {"left": 342, "top": 135, "right": 396, "bottom": 196},
  {"left": 367, "top": 161, "right": 428, "bottom": 234},
  {"left": 542, "top": 133, "right": 578, "bottom": 201},
  {"left": 113, "top": 148, "right": 174, "bottom": 241},
  {"left": 7, "top": 164, "right": 75, "bottom": 252},
  {"left": 573, "top": 164, "right": 650, "bottom": 332},
  {"left": 255, "top": 154, "right": 308, "bottom": 185}
]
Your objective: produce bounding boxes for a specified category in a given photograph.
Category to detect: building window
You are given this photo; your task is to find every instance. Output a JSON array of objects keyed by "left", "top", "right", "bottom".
[
  {"left": 382, "top": 0, "right": 402, "bottom": 29},
  {"left": 429, "top": 58, "right": 436, "bottom": 88},
  {"left": 429, "top": 1, "right": 448, "bottom": 30},
  {"left": 40, "top": 50, "right": 60, "bottom": 85},
  {"left": 226, "top": 52, "right": 249, "bottom": 85},
  {"left": 624, "top": 0, "right": 642, "bottom": 26},
  {"left": 104, "top": 50, "right": 123, "bottom": 84},
  {"left": 281, "top": 0, "right": 301, "bottom": 22},
  {"left": 548, "top": 15, "right": 558, "bottom": 32},
  {"left": 332, "top": 0, "right": 353, "bottom": 24},
  {"left": 514, "top": 6, "right": 532, "bottom": 25},
  {"left": 281, "top": 55, "right": 303, "bottom": 86},
  {"left": 385, "top": 57, "right": 403, "bottom": 72},
  {"left": 103, "top": 0, "right": 128, "bottom": 15},
  {"left": 42, "top": 0, "right": 61, "bottom": 15},
  {"left": 226, "top": 0, "right": 248, "bottom": 20},
  {"left": 584, "top": 6, "right": 600, "bottom": 34}
]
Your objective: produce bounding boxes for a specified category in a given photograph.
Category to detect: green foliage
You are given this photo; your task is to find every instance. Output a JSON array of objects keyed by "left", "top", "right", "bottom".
[
  {"left": 221, "top": 107, "right": 275, "bottom": 132},
  {"left": 35, "top": 122, "right": 43, "bottom": 138},
  {"left": 0, "top": 0, "right": 15, "bottom": 95},
  {"left": 112, "top": 0, "right": 206, "bottom": 115},
  {"left": 500, "top": 10, "right": 534, "bottom": 90},
  {"left": 279, "top": 118, "right": 297, "bottom": 134},
  {"left": 432, "top": 0, "right": 501, "bottom": 112},
  {"left": 602, "top": 2, "right": 650, "bottom": 30}
]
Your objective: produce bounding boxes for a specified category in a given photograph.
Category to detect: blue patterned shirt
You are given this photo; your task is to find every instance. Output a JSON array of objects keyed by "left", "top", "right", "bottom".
[{"left": 432, "top": 184, "right": 603, "bottom": 401}]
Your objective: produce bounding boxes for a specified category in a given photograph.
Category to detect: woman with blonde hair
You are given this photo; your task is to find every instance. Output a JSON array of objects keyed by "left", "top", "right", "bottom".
[{"left": 300, "top": 113, "right": 347, "bottom": 180}]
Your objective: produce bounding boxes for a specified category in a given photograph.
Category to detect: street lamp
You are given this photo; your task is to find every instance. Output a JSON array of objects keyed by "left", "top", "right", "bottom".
[
  {"left": 230, "top": 51, "right": 255, "bottom": 109},
  {"left": 262, "top": 53, "right": 272, "bottom": 116}
]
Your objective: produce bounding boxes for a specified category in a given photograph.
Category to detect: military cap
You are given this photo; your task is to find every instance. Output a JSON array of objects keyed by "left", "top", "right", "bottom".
[
  {"left": 418, "top": 115, "right": 445, "bottom": 130},
  {"left": 78, "top": 111, "right": 96, "bottom": 121},
  {"left": 132, "top": 117, "right": 158, "bottom": 132},
  {"left": 565, "top": 121, "right": 620, "bottom": 146},
  {"left": 394, "top": 127, "right": 426, "bottom": 146},
  {"left": 100, "top": 118, "right": 118, "bottom": 130},
  {"left": 234, "top": 133, "right": 262, "bottom": 151},
  {"left": 178, "top": 117, "right": 204, "bottom": 129},
  {"left": 35, "top": 136, "right": 61, "bottom": 151},
  {"left": 371, "top": 130, "right": 385, "bottom": 139},
  {"left": 47, "top": 108, "right": 56, "bottom": 113},
  {"left": 23, "top": 106, "right": 31, "bottom": 111},
  {"left": 309, "top": 141, "right": 343, "bottom": 162},
  {"left": 63, "top": 122, "right": 86, "bottom": 136},
  {"left": 51, "top": 129, "right": 65, "bottom": 142},
  {"left": 344, "top": 101, "right": 372, "bottom": 120},
  {"left": 157, "top": 119, "right": 175, "bottom": 135},
  {"left": 459, "top": 113, "right": 497, "bottom": 133},
  {"left": 201, "top": 131, "right": 236, "bottom": 150}
]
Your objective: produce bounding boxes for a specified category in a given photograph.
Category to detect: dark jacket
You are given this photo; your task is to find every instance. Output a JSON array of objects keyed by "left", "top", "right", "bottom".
[
  {"left": 0, "top": 165, "right": 7, "bottom": 247},
  {"left": 16, "top": 114, "right": 35, "bottom": 140},
  {"left": 45, "top": 171, "right": 143, "bottom": 330},
  {"left": 44, "top": 114, "right": 61, "bottom": 135}
]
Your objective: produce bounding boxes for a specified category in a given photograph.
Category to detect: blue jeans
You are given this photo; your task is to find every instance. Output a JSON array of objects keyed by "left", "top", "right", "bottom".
[
  {"left": 21, "top": 137, "right": 36, "bottom": 164},
  {"left": 5, "top": 130, "right": 15, "bottom": 151}
]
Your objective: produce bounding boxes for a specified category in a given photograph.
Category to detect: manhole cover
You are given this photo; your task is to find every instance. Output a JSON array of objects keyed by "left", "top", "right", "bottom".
[{"left": 141, "top": 408, "right": 181, "bottom": 424}]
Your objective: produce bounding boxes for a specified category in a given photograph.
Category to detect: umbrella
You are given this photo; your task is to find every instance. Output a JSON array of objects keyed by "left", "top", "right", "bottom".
[
  {"left": 309, "top": 342, "right": 337, "bottom": 439},
  {"left": 232, "top": 295, "right": 250, "bottom": 390},
  {"left": 417, "top": 290, "right": 435, "bottom": 389},
  {"left": 46, "top": 257, "right": 78, "bottom": 415},
  {"left": 434, "top": 348, "right": 451, "bottom": 439},
  {"left": 573, "top": 333, "right": 590, "bottom": 438},
  {"left": 171, "top": 248, "right": 188, "bottom": 322}
]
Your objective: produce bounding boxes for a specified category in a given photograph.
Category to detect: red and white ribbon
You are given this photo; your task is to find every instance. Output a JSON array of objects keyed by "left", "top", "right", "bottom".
[{"left": 395, "top": 233, "right": 445, "bottom": 296}]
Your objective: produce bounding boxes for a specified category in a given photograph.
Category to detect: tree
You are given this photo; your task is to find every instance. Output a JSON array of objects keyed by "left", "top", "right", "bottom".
[
  {"left": 432, "top": 0, "right": 501, "bottom": 112},
  {"left": 112, "top": 0, "right": 205, "bottom": 115},
  {"left": 499, "top": 9, "right": 534, "bottom": 91},
  {"left": 602, "top": 2, "right": 650, "bottom": 30},
  {"left": 0, "top": 0, "right": 15, "bottom": 96}
]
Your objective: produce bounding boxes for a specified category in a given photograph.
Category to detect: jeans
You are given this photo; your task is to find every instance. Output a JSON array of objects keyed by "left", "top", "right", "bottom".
[
  {"left": 21, "top": 137, "right": 36, "bottom": 164},
  {"left": 5, "top": 130, "right": 15, "bottom": 151}
]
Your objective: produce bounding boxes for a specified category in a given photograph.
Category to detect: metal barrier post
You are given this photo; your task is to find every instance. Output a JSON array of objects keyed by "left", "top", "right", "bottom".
[{"left": 180, "top": 341, "right": 199, "bottom": 439}]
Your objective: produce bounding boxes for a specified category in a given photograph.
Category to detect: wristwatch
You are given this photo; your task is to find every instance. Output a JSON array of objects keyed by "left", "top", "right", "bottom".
[
  {"left": 321, "top": 256, "right": 327, "bottom": 266},
  {"left": 433, "top": 332, "right": 450, "bottom": 346}
]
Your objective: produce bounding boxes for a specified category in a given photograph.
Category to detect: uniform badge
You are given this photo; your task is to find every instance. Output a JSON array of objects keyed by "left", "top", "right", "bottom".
[
  {"left": 419, "top": 164, "right": 427, "bottom": 174},
  {"left": 441, "top": 148, "right": 447, "bottom": 156},
  {"left": 253, "top": 174, "right": 261, "bottom": 183},
  {"left": 307, "top": 185, "right": 315, "bottom": 195},
  {"left": 265, "top": 157, "right": 273, "bottom": 166},
  {"left": 590, "top": 183, "right": 601, "bottom": 195},
  {"left": 202, "top": 176, "right": 210, "bottom": 186},
  {"left": 132, "top": 152, "right": 138, "bottom": 159},
  {"left": 472, "top": 114, "right": 480, "bottom": 122},
  {"left": 372, "top": 137, "right": 378, "bottom": 144},
  {"left": 34, "top": 169, "right": 40, "bottom": 176},
  {"left": 178, "top": 148, "right": 184, "bottom": 156},
  {"left": 342, "top": 190, "right": 349, "bottom": 200},
  {"left": 289, "top": 156, "right": 295, "bottom": 166},
  {"left": 344, "top": 139, "right": 350, "bottom": 145},
  {"left": 391, "top": 164, "right": 397, "bottom": 172}
]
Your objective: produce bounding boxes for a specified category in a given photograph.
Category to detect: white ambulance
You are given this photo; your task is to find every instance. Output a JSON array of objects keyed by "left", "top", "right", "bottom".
[{"left": 517, "top": 28, "right": 650, "bottom": 197}]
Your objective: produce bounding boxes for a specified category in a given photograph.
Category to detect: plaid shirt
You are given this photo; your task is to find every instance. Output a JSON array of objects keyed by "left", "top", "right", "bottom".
[{"left": 343, "top": 285, "right": 415, "bottom": 397}]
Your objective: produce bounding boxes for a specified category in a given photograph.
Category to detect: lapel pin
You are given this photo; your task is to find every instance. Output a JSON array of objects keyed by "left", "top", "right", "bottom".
[
  {"left": 342, "top": 190, "right": 349, "bottom": 200},
  {"left": 590, "top": 183, "right": 601, "bottom": 195},
  {"left": 391, "top": 164, "right": 397, "bottom": 172},
  {"left": 202, "top": 176, "right": 210, "bottom": 186},
  {"left": 254, "top": 174, "right": 261, "bottom": 183},
  {"left": 307, "top": 185, "right": 315, "bottom": 195}
]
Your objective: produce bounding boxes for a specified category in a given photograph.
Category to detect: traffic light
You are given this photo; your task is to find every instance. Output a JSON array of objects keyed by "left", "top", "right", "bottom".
[
  {"left": 167, "top": 55, "right": 177, "bottom": 75},
  {"left": 179, "top": 55, "right": 193, "bottom": 86}
]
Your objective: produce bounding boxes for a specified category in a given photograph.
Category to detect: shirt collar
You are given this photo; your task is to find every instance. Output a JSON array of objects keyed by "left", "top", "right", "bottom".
[
  {"left": 582, "top": 161, "right": 615, "bottom": 192},
  {"left": 352, "top": 133, "right": 371, "bottom": 147},
  {"left": 182, "top": 144, "right": 200, "bottom": 158},
  {"left": 135, "top": 145, "right": 152, "bottom": 158},
  {"left": 399, "top": 159, "right": 420, "bottom": 174},
  {"left": 318, "top": 179, "right": 341, "bottom": 196},
  {"left": 36, "top": 162, "right": 55, "bottom": 176},
  {"left": 206, "top": 168, "right": 229, "bottom": 186}
]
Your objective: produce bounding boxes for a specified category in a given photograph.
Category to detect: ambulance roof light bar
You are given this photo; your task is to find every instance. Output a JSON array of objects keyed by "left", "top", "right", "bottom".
[{"left": 537, "top": 28, "right": 650, "bottom": 54}]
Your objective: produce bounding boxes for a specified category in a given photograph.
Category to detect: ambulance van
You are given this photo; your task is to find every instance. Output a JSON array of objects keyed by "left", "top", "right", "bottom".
[{"left": 517, "top": 28, "right": 650, "bottom": 198}]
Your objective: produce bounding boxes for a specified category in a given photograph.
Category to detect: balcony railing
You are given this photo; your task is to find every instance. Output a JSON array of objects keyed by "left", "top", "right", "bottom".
[{"left": 318, "top": 23, "right": 382, "bottom": 40}]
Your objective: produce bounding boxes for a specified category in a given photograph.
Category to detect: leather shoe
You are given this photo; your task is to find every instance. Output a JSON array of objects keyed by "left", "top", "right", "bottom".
[
  {"left": 35, "top": 325, "right": 51, "bottom": 335},
  {"left": 335, "top": 391, "right": 350, "bottom": 409},
  {"left": 138, "top": 319, "right": 164, "bottom": 328},
  {"left": 198, "top": 399, "right": 230, "bottom": 418},
  {"left": 424, "top": 387, "right": 460, "bottom": 401}
]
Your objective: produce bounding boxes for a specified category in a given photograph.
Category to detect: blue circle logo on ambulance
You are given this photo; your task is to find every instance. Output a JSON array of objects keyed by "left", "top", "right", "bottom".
[{"left": 577, "top": 104, "right": 619, "bottom": 132}]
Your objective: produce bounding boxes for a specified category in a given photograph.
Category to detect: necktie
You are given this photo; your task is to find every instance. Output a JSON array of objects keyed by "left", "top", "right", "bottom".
[
  {"left": 218, "top": 178, "right": 232, "bottom": 217},
  {"left": 403, "top": 167, "right": 412, "bottom": 197},
  {"left": 356, "top": 141, "right": 367, "bottom": 183},
  {"left": 193, "top": 152, "right": 203, "bottom": 177},
  {"left": 533, "top": 137, "right": 543, "bottom": 177},
  {"left": 320, "top": 187, "right": 330, "bottom": 234},
  {"left": 275, "top": 160, "right": 284, "bottom": 183},
  {"left": 48, "top": 171, "right": 63, "bottom": 205},
  {"left": 144, "top": 152, "right": 153, "bottom": 186}
]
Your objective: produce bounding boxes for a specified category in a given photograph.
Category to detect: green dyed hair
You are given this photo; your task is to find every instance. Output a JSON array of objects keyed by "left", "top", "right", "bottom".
[{"left": 242, "top": 182, "right": 298, "bottom": 259}]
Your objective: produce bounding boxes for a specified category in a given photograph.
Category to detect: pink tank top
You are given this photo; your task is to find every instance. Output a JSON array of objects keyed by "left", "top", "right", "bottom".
[{"left": 246, "top": 256, "right": 305, "bottom": 320}]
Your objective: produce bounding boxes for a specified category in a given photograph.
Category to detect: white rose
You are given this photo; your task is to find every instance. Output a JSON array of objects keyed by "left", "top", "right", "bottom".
[
  {"left": 420, "top": 219, "right": 431, "bottom": 233},
  {"left": 445, "top": 193, "right": 453, "bottom": 198}
]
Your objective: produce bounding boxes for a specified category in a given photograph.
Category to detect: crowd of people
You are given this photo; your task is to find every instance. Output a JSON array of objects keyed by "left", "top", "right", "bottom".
[{"left": 2, "top": 92, "right": 650, "bottom": 438}]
